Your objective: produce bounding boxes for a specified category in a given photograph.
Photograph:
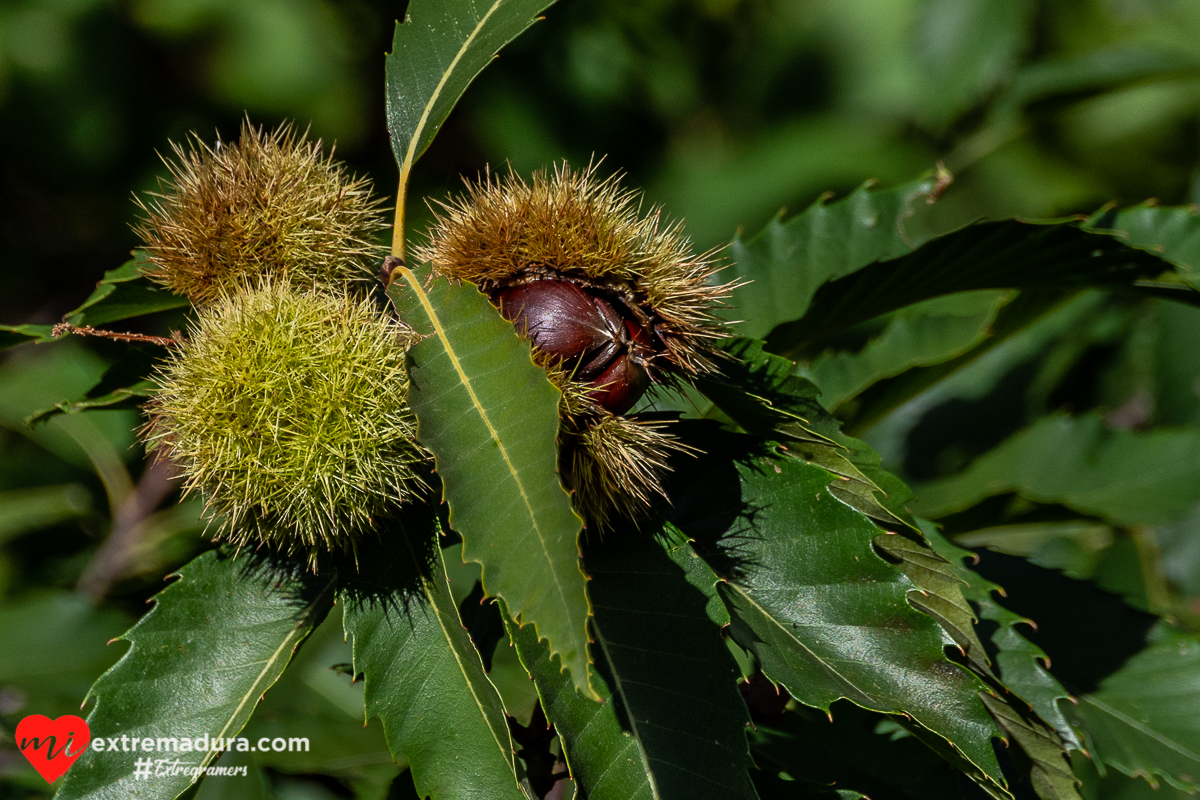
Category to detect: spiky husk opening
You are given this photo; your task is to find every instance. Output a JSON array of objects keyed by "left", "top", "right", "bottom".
[
  {"left": 414, "top": 162, "right": 730, "bottom": 376},
  {"left": 418, "top": 163, "right": 734, "bottom": 527},
  {"left": 142, "top": 283, "right": 426, "bottom": 555},
  {"left": 561, "top": 413, "right": 693, "bottom": 529},
  {"left": 135, "top": 120, "right": 386, "bottom": 304}
]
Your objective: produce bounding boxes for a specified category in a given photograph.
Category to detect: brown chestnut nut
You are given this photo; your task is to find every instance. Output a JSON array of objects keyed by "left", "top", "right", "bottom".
[
  {"left": 495, "top": 279, "right": 615, "bottom": 378},
  {"left": 494, "top": 278, "right": 655, "bottom": 414}
]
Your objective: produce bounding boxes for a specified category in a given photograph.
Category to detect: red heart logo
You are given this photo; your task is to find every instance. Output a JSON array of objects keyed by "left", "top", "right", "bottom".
[{"left": 15, "top": 714, "right": 91, "bottom": 784}]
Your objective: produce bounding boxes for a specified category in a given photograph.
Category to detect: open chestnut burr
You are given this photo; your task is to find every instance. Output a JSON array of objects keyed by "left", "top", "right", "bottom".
[{"left": 493, "top": 279, "right": 655, "bottom": 415}]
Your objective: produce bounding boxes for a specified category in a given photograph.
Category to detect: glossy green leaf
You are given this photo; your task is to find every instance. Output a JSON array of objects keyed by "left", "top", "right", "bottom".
[
  {"left": 1069, "top": 624, "right": 1200, "bottom": 792},
  {"left": 804, "top": 291, "right": 1010, "bottom": 412},
  {"left": 386, "top": 266, "right": 592, "bottom": 697},
  {"left": 911, "top": 413, "right": 1200, "bottom": 526},
  {"left": 661, "top": 428, "right": 1008, "bottom": 796},
  {"left": 922, "top": 526, "right": 1080, "bottom": 751},
  {"left": 341, "top": 514, "right": 526, "bottom": 800},
  {"left": 504, "top": 528, "right": 757, "bottom": 800},
  {"left": 57, "top": 550, "right": 335, "bottom": 800},
  {"left": 917, "top": 525, "right": 1082, "bottom": 800},
  {"left": 1084, "top": 203, "right": 1200, "bottom": 291},
  {"left": 64, "top": 253, "right": 190, "bottom": 327},
  {"left": 872, "top": 532, "right": 990, "bottom": 677},
  {"left": 0, "top": 323, "right": 57, "bottom": 350},
  {"left": 768, "top": 220, "right": 1178, "bottom": 359},
  {"left": 727, "top": 174, "right": 941, "bottom": 341},
  {"left": 386, "top": 0, "right": 555, "bottom": 228}
]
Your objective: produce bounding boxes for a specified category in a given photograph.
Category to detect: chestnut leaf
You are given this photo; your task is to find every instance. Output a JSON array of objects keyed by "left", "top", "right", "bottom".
[{"left": 388, "top": 264, "right": 595, "bottom": 699}]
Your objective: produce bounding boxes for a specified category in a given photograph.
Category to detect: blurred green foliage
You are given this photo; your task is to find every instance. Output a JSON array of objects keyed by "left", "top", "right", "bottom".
[{"left": 4, "top": 0, "right": 1200, "bottom": 797}]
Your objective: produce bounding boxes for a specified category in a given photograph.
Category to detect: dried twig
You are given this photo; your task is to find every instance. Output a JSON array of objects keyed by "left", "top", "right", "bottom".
[{"left": 52, "top": 323, "right": 179, "bottom": 347}]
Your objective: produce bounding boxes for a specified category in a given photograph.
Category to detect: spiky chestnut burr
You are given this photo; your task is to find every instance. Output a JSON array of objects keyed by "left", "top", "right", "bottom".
[
  {"left": 142, "top": 283, "right": 427, "bottom": 556},
  {"left": 415, "top": 163, "right": 733, "bottom": 525},
  {"left": 134, "top": 120, "right": 387, "bottom": 304}
]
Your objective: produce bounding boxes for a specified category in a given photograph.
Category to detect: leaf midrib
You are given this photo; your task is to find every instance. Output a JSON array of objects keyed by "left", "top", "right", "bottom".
[
  {"left": 397, "top": 266, "right": 574, "bottom": 626},
  {"left": 200, "top": 575, "right": 334, "bottom": 773},
  {"left": 398, "top": 0, "right": 505, "bottom": 184},
  {"left": 1081, "top": 694, "right": 1200, "bottom": 763},
  {"left": 419, "top": 540, "right": 517, "bottom": 778},
  {"left": 591, "top": 625, "right": 663, "bottom": 800}
]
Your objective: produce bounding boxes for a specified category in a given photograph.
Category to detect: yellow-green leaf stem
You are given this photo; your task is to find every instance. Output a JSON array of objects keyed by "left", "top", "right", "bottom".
[{"left": 384, "top": 0, "right": 557, "bottom": 258}]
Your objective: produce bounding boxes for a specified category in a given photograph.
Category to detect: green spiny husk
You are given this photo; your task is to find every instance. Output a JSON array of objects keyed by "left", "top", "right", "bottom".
[
  {"left": 143, "top": 283, "right": 427, "bottom": 555},
  {"left": 135, "top": 120, "right": 386, "bottom": 304}
]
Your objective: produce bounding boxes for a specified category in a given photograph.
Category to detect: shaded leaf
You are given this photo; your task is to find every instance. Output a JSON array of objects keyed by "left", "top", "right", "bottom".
[
  {"left": 980, "top": 693, "right": 1080, "bottom": 800},
  {"left": 915, "top": 0, "right": 1034, "bottom": 125},
  {"left": 504, "top": 528, "right": 758, "bottom": 800},
  {"left": 911, "top": 413, "right": 1200, "bottom": 526},
  {"left": 1068, "top": 624, "right": 1200, "bottom": 792},
  {"left": 26, "top": 380, "right": 156, "bottom": 426},
  {"left": 64, "top": 253, "right": 189, "bottom": 327},
  {"left": 1000, "top": 48, "right": 1200, "bottom": 116},
  {"left": 697, "top": 337, "right": 916, "bottom": 531},
  {"left": 0, "top": 592, "right": 131, "bottom": 722},
  {"left": 843, "top": 290, "right": 1077, "bottom": 436},
  {"left": 1085, "top": 203, "right": 1200, "bottom": 292},
  {"left": 341, "top": 513, "right": 526, "bottom": 800},
  {"left": 805, "top": 290, "right": 1010, "bottom": 412},
  {"left": 457, "top": 580, "right": 507, "bottom": 673},
  {"left": 57, "top": 551, "right": 334, "bottom": 800},
  {"left": 26, "top": 344, "right": 160, "bottom": 426},
  {"left": 750, "top": 702, "right": 978, "bottom": 800},
  {"left": 662, "top": 426, "right": 1009, "bottom": 796},
  {"left": 727, "top": 174, "right": 941, "bottom": 341},
  {"left": 768, "top": 220, "right": 1182, "bottom": 359},
  {"left": 387, "top": 266, "right": 591, "bottom": 697},
  {"left": 0, "top": 323, "right": 57, "bottom": 351}
]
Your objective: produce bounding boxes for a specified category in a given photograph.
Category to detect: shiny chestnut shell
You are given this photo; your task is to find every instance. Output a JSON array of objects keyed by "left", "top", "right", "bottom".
[{"left": 494, "top": 278, "right": 655, "bottom": 414}]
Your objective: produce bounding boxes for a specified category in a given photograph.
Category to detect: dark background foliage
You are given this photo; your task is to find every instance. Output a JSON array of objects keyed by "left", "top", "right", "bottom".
[{"left": 4, "top": 0, "right": 1200, "bottom": 798}]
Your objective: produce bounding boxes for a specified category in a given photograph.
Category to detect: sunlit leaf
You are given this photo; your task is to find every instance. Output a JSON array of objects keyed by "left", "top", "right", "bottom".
[
  {"left": 661, "top": 426, "right": 1010, "bottom": 796},
  {"left": 387, "top": 266, "right": 592, "bottom": 697},
  {"left": 727, "top": 174, "right": 942, "bottom": 341},
  {"left": 385, "top": 0, "right": 556, "bottom": 251},
  {"left": 342, "top": 514, "right": 526, "bottom": 800},
  {"left": 697, "top": 337, "right": 917, "bottom": 531},
  {"left": 768, "top": 220, "right": 1180, "bottom": 359},
  {"left": 57, "top": 551, "right": 334, "bottom": 800}
]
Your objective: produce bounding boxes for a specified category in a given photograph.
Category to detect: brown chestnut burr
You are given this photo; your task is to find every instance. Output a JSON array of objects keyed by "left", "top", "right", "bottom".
[{"left": 494, "top": 278, "right": 655, "bottom": 414}]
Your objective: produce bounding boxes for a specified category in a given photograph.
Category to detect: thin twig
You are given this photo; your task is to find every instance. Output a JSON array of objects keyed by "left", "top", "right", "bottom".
[{"left": 53, "top": 323, "right": 180, "bottom": 347}]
